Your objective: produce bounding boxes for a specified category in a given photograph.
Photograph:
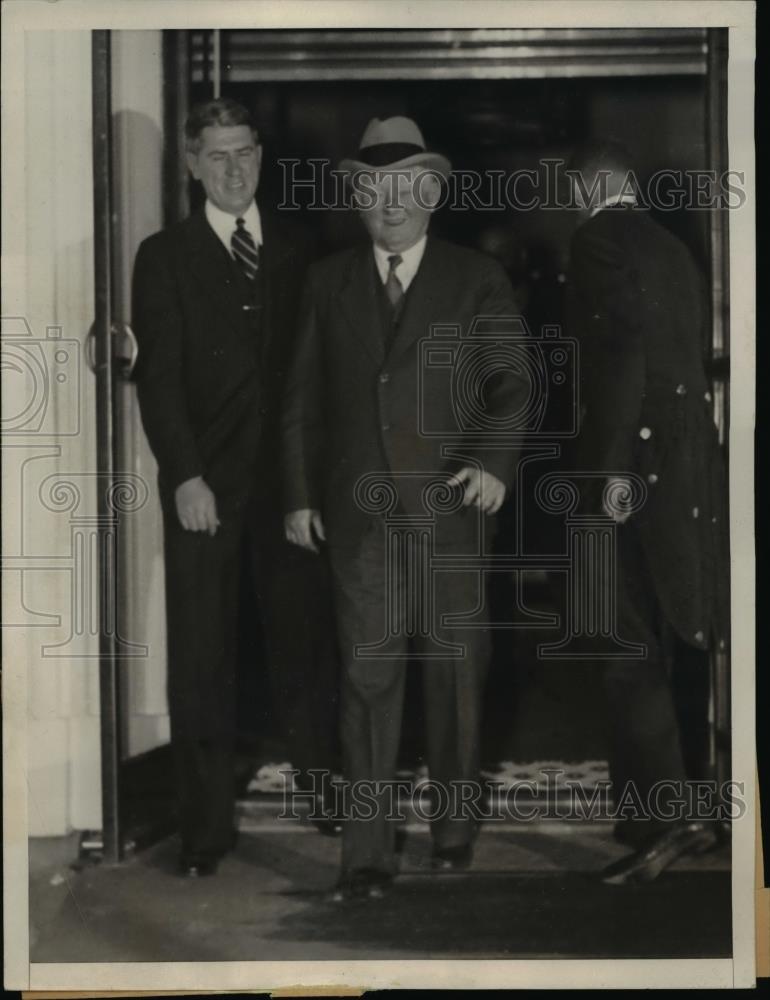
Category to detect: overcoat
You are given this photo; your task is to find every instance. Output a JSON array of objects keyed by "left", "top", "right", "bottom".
[
  {"left": 568, "top": 206, "right": 729, "bottom": 650},
  {"left": 282, "top": 236, "right": 528, "bottom": 547}
]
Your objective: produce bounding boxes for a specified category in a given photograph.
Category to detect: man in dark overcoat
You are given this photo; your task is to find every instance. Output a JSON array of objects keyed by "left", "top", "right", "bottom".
[
  {"left": 132, "top": 98, "right": 338, "bottom": 877},
  {"left": 567, "top": 139, "right": 729, "bottom": 884},
  {"left": 283, "top": 116, "right": 529, "bottom": 900}
]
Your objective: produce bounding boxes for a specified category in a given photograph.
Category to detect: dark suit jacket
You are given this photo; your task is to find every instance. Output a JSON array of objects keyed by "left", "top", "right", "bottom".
[
  {"left": 568, "top": 205, "right": 729, "bottom": 650},
  {"left": 132, "top": 207, "right": 313, "bottom": 508},
  {"left": 283, "top": 236, "right": 528, "bottom": 547}
]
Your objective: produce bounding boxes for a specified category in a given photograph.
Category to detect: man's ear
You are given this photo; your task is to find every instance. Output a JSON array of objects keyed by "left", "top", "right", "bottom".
[{"left": 186, "top": 150, "right": 200, "bottom": 180}]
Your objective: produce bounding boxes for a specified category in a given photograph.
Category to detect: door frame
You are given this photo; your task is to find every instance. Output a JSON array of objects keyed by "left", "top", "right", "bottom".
[
  {"left": 90, "top": 30, "right": 178, "bottom": 864},
  {"left": 177, "top": 26, "right": 732, "bottom": 780},
  {"left": 91, "top": 30, "right": 122, "bottom": 863},
  {"left": 93, "top": 27, "right": 732, "bottom": 861}
]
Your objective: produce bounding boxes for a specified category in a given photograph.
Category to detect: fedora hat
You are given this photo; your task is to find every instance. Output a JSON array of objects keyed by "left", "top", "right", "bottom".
[{"left": 339, "top": 116, "right": 451, "bottom": 180}]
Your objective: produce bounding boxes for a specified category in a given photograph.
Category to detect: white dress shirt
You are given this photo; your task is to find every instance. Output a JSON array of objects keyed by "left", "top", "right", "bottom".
[
  {"left": 205, "top": 199, "right": 263, "bottom": 256},
  {"left": 373, "top": 235, "right": 427, "bottom": 292}
]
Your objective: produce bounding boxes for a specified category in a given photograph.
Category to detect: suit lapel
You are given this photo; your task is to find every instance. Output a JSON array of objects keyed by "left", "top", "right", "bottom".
[
  {"left": 184, "top": 209, "right": 247, "bottom": 337},
  {"left": 338, "top": 245, "right": 386, "bottom": 366},
  {"left": 385, "top": 236, "right": 445, "bottom": 366}
]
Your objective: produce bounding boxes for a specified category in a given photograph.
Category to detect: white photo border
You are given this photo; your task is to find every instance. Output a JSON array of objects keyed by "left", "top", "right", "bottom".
[{"left": 1, "top": 0, "right": 756, "bottom": 991}]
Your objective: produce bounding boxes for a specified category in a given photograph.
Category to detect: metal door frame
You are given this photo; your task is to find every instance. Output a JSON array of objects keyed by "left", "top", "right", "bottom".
[
  {"left": 90, "top": 31, "right": 179, "bottom": 864},
  {"left": 91, "top": 30, "right": 122, "bottom": 862}
]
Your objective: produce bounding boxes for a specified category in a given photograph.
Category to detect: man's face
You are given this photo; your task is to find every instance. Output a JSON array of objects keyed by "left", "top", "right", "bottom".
[
  {"left": 186, "top": 124, "right": 262, "bottom": 216},
  {"left": 353, "top": 167, "right": 440, "bottom": 253}
]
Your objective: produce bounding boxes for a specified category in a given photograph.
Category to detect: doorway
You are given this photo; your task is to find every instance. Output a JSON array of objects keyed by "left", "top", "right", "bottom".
[
  {"left": 181, "top": 68, "right": 721, "bottom": 772},
  {"left": 93, "top": 28, "right": 730, "bottom": 855}
]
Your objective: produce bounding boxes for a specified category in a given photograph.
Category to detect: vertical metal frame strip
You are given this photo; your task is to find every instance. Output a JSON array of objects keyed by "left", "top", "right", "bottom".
[
  {"left": 705, "top": 27, "right": 731, "bottom": 790},
  {"left": 91, "top": 29, "right": 122, "bottom": 863}
]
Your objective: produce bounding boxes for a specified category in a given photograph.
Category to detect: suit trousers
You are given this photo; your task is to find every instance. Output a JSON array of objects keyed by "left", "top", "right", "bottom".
[
  {"left": 602, "top": 522, "right": 689, "bottom": 846},
  {"left": 162, "top": 497, "right": 243, "bottom": 860},
  {"left": 162, "top": 489, "right": 338, "bottom": 860},
  {"left": 329, "top": 519, "right": 489, "bottom": 876},
  {"left": 250, "top": 499, "right": 340, "bottom": 789}
]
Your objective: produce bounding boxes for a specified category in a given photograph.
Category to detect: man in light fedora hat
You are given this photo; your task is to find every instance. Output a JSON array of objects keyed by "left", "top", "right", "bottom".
[
  {"left": 283, "top": 116, "right": 528, "bottom": 901},
  {"left": 339, "top": 115, "right": 452, "bottom": 181}
]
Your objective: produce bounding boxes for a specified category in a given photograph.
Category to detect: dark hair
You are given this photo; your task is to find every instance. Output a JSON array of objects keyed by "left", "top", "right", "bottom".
[
  {"left": 567, "top": 138, "right": 635, "bottom": 177},
  {"left": 184, "top": 98, "right": 258, "bottom": 152}
]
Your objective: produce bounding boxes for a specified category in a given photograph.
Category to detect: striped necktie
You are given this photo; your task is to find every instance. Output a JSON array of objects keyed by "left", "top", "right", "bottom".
[
  {"left": 385, "top": 254, "right": 404, "bottom": 321},
  {"left": 231, "top": 217, "right": 259, "bottom": 280}
]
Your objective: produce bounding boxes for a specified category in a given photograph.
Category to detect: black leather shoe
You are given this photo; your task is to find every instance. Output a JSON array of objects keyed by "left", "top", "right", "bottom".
[
  {"left": 600, "top": 821, "right": 718, "bottom": 886},
  {"left": 431, "top": 843, "right": 474, "bottom": 871},
  {"left": 178, "top": 828, "right": 238, "bottom": 877},
  {"left": 327, "top": 869, "right": 393, "bottom": 902},
  {"left": 178, "top": 855, "right": 220, "bottom": 878}
]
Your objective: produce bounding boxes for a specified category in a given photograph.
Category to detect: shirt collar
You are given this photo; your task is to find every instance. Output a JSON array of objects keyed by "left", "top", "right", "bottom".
[
  {"left": 205, "top": 199, "right": 263, "bottom": 253},
  {"left": 589, "top": 193, "right": 637, "bottom": 218},
  {"left": 372, "top": 235, "right": 427, "bottom": 292}
]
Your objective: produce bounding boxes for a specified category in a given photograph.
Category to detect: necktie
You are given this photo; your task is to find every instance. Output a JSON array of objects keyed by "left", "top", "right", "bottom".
[
  {"left": 231, "top": 218, "right": 259, "bottom": 281},
  {"left": 385, "top": 254, "right": 404, "bottom": 321}
]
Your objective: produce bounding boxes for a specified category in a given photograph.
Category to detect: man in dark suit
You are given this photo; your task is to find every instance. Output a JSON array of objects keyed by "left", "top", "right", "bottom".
[
  {"left": 567, "top": 140, "right": 729, "bottom": 884},
  {"left": 283, "top": 117, "right": 528, "bottom": 900},
  {"left": 132, "top": 98, "right": 338, "bottom": 877}
]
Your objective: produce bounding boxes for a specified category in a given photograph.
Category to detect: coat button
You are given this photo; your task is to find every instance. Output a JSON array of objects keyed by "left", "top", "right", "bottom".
[
  {"left": 676, "top": 384, "right": 687, "bottom": 395},
  {"left": 704, "top": 391, "right": 712, "bottom": 403},
  {"left": 382, "top": 423, "right": 391, "bottom": 432},
  {"left": 712, "top": 515, "right": 718, "bottom": 524},
  {"left": 639, "top": 427, "right": 652, "bottom": 440},
  {"left": 379, "top": 372, "right": 390, "bottom": 384},
  {"left": 647, "top": 473, "right": 658, "bottom": 484},
  {"left": 692, "top": 506, "right": 699, "bottom": 518},
  {"left": 694, "top": 630, "right": 705, "bottom": 643}
]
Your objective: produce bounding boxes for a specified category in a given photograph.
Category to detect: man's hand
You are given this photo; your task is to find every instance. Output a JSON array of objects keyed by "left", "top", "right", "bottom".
[
  {"left": 285, "top": 508, "right": 326, "bottom": 553},
  {"left": 448, "top": 467, "right": 506, "bottom": 515},
  {"left": 175, "top": 476, "right": 220, "bottom": 536},
  {"left": 603, "top": 476, "right": 633, "bottom": 523}
]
